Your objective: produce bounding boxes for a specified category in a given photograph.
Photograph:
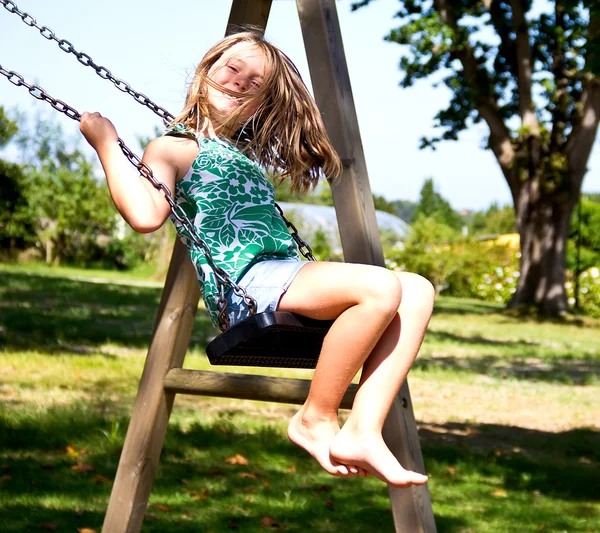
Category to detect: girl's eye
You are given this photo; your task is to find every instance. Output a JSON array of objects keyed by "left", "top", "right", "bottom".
[
  {"left": 251, "top": 81, "right": 261, "bottom": 89},
  {"left": 227, "top": 65, "right": 238, "bottom": 73}
]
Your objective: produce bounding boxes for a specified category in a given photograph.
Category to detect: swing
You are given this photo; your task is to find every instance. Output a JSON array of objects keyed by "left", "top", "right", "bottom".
[{"left": 1, "top": 0, "right": 332, "bottom": 368}]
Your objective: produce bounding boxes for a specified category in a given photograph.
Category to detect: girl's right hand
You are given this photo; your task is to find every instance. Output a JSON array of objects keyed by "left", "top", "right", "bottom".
[{"left": 80, "top": 112, "right": 119, "bottom": 152}]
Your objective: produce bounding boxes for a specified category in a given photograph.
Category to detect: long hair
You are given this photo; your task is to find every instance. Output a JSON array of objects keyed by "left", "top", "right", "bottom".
[{"left": 170, "top": 31, "right": 342, "bottom": 193}]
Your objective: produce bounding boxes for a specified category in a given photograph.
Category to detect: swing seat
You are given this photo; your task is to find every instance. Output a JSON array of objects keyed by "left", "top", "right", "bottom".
[{"left": 206, "top": 312, "right": 333, "bottom": 368}]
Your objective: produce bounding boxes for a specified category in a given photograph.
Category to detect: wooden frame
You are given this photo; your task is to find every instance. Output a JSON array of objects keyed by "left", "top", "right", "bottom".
[{"left": 101, "top": 1, "right": 436, "bottom": 531}]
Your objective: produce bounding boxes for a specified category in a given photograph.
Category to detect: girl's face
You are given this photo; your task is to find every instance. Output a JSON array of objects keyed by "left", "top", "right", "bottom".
[{"left": 206, "top": 42, "right": 268, "bottom": 127}]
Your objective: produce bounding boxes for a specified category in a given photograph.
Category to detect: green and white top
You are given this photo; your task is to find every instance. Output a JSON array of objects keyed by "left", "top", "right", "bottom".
[{"left": 166, "top": 124, "right": 300, "bottom": 326}]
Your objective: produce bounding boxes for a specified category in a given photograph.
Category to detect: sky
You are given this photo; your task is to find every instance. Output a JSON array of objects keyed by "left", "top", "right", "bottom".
[{"left": 1, "top": 0, "right": 599, "bottom": 211}]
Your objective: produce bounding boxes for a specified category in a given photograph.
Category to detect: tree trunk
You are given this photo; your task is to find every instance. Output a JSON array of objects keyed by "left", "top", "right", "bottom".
[{"left": 509, "top": 184, "right": 575, "bottom": 315}]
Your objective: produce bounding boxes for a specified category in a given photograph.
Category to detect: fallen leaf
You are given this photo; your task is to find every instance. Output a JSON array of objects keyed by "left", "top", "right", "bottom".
[
  {"left": 40, "top": 523, "right": 58, "bottom": 531},
  {"left": 286, "top": 465, "right": 296, "bottom": 473},
  {"left": 92, "top": 474, "right": 111, "bottom": 485},
  {"left": 262, "top": 481, "right": 271, "bottom": 488},
  {"left": 72, "top": 463, "right": 95, "bottom": 472},
  {"left": 152, "top": 503, "right": 171, "bottom": 512},
  {"left": 66, "top": 445, "right": 80, "bottom": 458},
  {"left": 491, "top": 489, "right": 507, "bottom": 497},
  {"left": 227, "top": 519, "right": 240, "bottom": 529},
  {"left": 77, "top": 528, "right": 98, "bottom": 533},
  {"left": 0, "top": 475, "right": 11, "bottom": 482},
  {"left": 315, "top": 485, "right": 333, "bottom": 493},
  {"left": 324, "top": 499, "right": 335, "bottom": 509},
  {"left": 206, "top": 468, "right": 224, "bottom": 476},
  {"left": 226, "top": 454, "right": 249, "bottom": 465},
  {"left": 260, "top": 516, "right": 281, "bottom": 528},
  {"left": 239, "top": 472, "right": 256, "bottom": 479},
  {"left": 447, "top": 467, "right": 456, "bottom": 475},
  {"left": 180, "top": 478, "right": 189, "bottom": 484}
]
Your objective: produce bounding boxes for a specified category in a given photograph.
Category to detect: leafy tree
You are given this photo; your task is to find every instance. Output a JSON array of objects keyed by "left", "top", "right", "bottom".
[
  {"left": 413, "top": 177, "right": 462, "bottom": 229},
  {"left": 390, "top": 199, "right": 417, "bottom": 223},
  {"left": 0, "top": 107, "right": 34, "bottom": 254},
  {"left": 15, "top": 115, "right": 125, "bottom": 266},
  {"left": 469, "top": 202, "right": 517, "bottom": 236},
  {"left": 354, "top": 0, "right": 600, "bottom": 315},
  {"left": 567, "top": 197, "right": 600, "bottom": 273}
]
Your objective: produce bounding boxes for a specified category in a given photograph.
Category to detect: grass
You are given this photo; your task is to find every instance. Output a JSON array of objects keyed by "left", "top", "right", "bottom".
[{"left": 0, "top": 262, "right": 598, "bottom": 532}]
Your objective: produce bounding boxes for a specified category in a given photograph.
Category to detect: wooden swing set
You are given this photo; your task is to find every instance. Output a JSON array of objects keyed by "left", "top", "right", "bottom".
[{"left": 1, "top": 0, "right": 437, "bottom": 531}]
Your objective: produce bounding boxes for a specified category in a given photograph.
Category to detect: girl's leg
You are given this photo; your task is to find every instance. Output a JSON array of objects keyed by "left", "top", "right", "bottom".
[{"left": 277, "top": 262, "right": 434, "bottom": 485}]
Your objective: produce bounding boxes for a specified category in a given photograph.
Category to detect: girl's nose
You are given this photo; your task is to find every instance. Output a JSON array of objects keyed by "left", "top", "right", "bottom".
[{"left": 234, "top": 78, "right": 248, "bottom": 92}]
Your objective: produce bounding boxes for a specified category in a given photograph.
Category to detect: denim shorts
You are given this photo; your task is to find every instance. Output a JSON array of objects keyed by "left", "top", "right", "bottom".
[{"left": 224, "top": 259, "right": 308, "bottom": 327}]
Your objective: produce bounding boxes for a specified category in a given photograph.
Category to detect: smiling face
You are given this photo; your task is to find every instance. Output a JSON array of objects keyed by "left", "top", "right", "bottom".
[{"left": 205, "top": 41, "right": 268, "bottom": 129}]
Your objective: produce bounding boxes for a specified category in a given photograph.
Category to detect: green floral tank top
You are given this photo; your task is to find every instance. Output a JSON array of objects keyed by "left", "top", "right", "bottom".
[{"left": 166, "top": 125, "right": 299, "bottom": 326}]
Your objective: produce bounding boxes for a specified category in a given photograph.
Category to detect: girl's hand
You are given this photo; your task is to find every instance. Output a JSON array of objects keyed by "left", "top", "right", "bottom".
[{"left": 80, "top": 112, "right": 118, "bottom": 152}]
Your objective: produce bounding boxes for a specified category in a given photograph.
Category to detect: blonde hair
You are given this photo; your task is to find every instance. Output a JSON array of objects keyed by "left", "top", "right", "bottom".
[{"left": 171, "top": 31, "right": 342, "bottom": 193}]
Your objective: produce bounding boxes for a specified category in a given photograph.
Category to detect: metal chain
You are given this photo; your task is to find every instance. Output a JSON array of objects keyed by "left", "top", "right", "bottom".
[
  {"left": 274, "top": 203, "right": 316, "bottom": 262},
  {"left": 1, "top": 3, "right": 318, "bottom": 328},
  {"left": 0, "top": 64, "right": 260, "bottom": 331},
  {"left": 0, "top": 0, "right": 175, "bottom": 125}
]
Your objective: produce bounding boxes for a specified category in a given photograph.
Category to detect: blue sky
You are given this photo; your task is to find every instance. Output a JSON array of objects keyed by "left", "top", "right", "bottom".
[{"left": 1, "top": 0, "right": 599, "bottom": 210}]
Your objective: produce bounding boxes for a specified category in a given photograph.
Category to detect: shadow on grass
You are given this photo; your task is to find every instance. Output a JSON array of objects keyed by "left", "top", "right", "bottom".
[
  {"left": 0, "top": 270, "right": 216, "bottom": 354},
  {"left": 0, "top": 402, "right": 598, "bottom": 532},
  {"left": 415, "top": 352, "right": 600, "bottom": 385}
]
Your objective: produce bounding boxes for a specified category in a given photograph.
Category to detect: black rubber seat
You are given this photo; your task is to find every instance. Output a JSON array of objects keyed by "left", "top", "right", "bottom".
[{"left": 206, "top": 312, "right": 333, "bottom": 368}]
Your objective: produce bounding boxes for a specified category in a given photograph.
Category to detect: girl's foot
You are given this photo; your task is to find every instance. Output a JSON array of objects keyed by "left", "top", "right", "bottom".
[
  {"left": 288, "top": 409, "right": 359, "bottom": 476},
  {"left": 329, "top": 427, "right": 428, "bottom": 488}
]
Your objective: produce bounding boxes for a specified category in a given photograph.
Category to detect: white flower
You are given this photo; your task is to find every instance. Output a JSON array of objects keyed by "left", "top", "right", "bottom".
[
  {"left": 590, "top": 267, "right": 599, "bottom": 279},
  {"left": 565, "top": 282, "right": 573, "bottom": 289},
  {"left": 568, "top": 297, "right": 576, "bottom": 305},
  {"left": 495, "top": 283, "right": 503, "bottom": 289},
  {"left": 506, "top": 277, "right": 514, "bottom": 284},
  {"left": 495, "top": 267, "right": 504, "bottom": 276},
  {"left": 582, "top": 287, "right": 589, "bottom": 294}
]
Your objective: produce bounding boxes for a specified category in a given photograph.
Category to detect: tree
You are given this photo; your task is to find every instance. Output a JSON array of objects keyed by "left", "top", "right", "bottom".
[
  {"left": 469, "top": 202, "right": 517, "bottom": 236},
  {"left": 413, "top": 177, "right": 462, "bottom": 229},
  {"left": 0, "top": 107, "right": 34, "bottom": 254},
  {"left": 16, "top": 115, "right": 121, "bottom": 265},
  {"left": 354, "top": 0, "right": 600, "bottom": 315}
]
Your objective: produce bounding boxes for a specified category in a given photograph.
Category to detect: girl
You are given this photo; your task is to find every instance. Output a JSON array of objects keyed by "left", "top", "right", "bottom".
[{"left": 80, "top": 31, "right": 435, "bottom": 488}]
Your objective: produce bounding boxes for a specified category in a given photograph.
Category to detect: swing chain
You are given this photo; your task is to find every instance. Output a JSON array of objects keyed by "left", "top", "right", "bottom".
[
  {"left": 116, "top": 141, "right": 257, "bottom": 333},
  {"left": 0, "top": 64, "right": 252, "bottom": 332},
  {"left": 0, "top": 65, "right": 82, "bottom": 121},
  {"left": 0, "top": 0, "right": 175, "bottom": 125},
  {"left": 274, "top": 203, "right": 316, "bottom": 262}
]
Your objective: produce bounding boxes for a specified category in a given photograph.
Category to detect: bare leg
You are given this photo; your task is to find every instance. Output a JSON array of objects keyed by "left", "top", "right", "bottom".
[{"left": 278, "top": 263, "right": 434, "bottom": 484}]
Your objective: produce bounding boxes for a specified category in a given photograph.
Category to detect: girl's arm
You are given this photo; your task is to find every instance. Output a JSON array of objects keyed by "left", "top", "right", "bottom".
[{"left": 80, "top": 112, "right": 177, "bottom": 233}]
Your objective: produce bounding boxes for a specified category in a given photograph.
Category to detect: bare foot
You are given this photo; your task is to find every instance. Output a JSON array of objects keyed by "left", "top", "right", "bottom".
[
  {"left": 329, "top": 428, "right": 428, "bottom": 488},
  {"left": 288, "top": 409, "right": 358, "bottom": 476}
]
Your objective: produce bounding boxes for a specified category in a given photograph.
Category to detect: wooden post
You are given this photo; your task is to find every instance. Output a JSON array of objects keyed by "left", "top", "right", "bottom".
[
  {"left": 296, "top": 1, "right": 436, "bottom": 530},
  {"left": 227, "top": 0, "right": 273, "bottom": 35},
  {"left": 102, "top": 241, "right": 200, "bottom": 533}
]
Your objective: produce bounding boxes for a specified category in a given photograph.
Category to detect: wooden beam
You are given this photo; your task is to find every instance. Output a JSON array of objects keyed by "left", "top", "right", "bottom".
[
  {"left": 227, "top": 0, "right": 273, "bottom": 35},
  {"left": 296, "top": 1, "right": 437, "bottom": 531},
  {"left": 164, "top": 369, "right": 358, "bottom": 409},
  {"left": 102, "top": 241, "right": 200, "bottom": 533},
  {"left": 296, "top": 0, "right": 384, "bottom": 266}
]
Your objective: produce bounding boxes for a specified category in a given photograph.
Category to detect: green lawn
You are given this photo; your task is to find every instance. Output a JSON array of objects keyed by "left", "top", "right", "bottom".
[{"left": 0, "top": 263, "right": 598, "bottom": 533}]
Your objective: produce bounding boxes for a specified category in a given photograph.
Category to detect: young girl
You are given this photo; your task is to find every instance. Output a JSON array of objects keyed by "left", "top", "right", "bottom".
[{"left": 80, "top": 31, "right": 435, "bottom": 488}]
